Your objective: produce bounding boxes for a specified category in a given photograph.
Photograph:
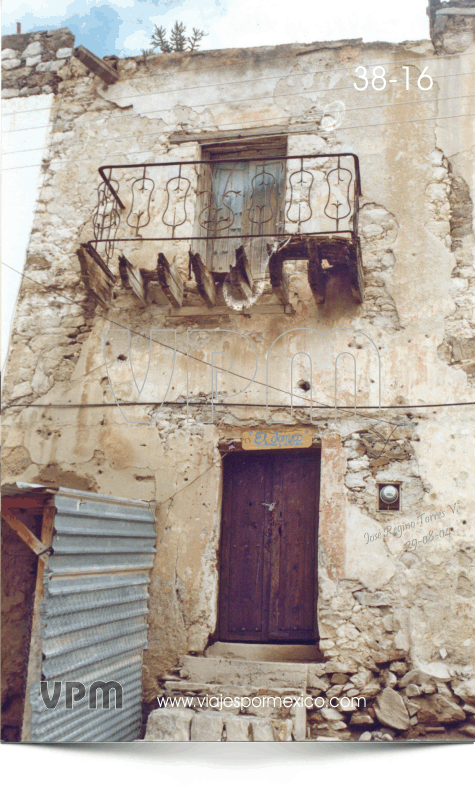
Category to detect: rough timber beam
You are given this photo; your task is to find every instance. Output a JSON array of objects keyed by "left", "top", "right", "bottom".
[
  {"left": 189, "top": 251, "right": 217, "bottom": 308},
  {"left": 77, "top": 243, "right": 115, "bottom": 308},
  {"left": 1, "top": 510, "right": 50, "bottom": 556},
  {"left": 118, "top": 255, "right": 147, "bottom": 306},
  {"left": 229, "top": 246, "right": 253, "bottom": 301},
  {"left": 73, "top": 45, "right": 119, "bottom": 84},
  {"left": 268, "top": 246, "right": 289, "bottom": 305},
  {"left": 157, "top": 253, "right": 184, "bottom": 308},
  {"left": 306, "top": 238, "right": 326, "bottom": 304}
]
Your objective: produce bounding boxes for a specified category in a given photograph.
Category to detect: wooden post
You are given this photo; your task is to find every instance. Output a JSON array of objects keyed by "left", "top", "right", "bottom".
[
  {"left": 189, "top": 251, "right": 217, "bottom": 308},
  {"left": 2, "top": 510, "right": 50, "bottom": 556},
  {"left": 21, "top": 503, "right": 56, "bottom": 743}
]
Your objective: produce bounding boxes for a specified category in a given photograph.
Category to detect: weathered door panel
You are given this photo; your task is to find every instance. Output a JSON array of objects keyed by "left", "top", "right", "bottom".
[
  {"left": 268, "top": 452, "right": 319, "bottom": 641},
  {"left": 219, "top": 449, "right": 320, "bottom": 643},
  {"left": 219, "top": 453, "right": 267, "bottom": 641}
]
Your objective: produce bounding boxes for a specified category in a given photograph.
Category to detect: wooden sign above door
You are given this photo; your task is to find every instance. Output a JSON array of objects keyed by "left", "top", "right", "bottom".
[{"left": 242, "top": 428, "right": 312, "bottom": 450}]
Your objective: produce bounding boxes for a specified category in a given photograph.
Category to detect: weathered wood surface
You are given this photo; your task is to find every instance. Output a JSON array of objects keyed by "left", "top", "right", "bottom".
[
  {"left": 73, "top": 45, "right": 119, "bottom": 84},
  {"left": 118, "top": 255, "right": 147, "bottom": 305},
  {"left": 157, "top": 253, "right": 184, "bottom": 308},
  {"left": 189, "top": 251, "right": 217, "bottom": 308},
  {"left": 77, "top": 243, "right": 115, "bottom": 307},
  {"left": 228, "top": 245, "right": 253, "bottom": 301},
  {"left": 267, "top": 244, "right": 289, "bottom": 305},
  {"left": 169, "top": 125, "right": 317, "bottom": 145},
  {"left": 1, "top": 510, "right": 50, "bottom": 556},
  {"left": 266, "top": 235, "right": 364, "bottom": 304},
  {"left": 306, "top": 237, "right": 326, "bottom": 304},
  {"left": 219, "top": 449, "right": 320, "bottom": 643},
  {"left": 21, "top": 502, "right": 56, "bottom": 743}
]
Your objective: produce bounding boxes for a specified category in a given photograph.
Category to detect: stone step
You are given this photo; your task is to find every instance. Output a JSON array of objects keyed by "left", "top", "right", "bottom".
[
  {"left": 205, "top": 642, "right": 321, "bottom": 663},
  {"left": 180, "top": 655, "right": 308, "bottom": 690},
  {"left": 144, "top": 707, "right": 302, "bottom": 742},
  {"left": 162, "top": 680, "right": 304, "bottom": 698}
]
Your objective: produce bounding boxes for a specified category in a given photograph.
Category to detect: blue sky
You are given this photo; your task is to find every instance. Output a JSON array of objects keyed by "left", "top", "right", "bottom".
[{"left": 2, "top": 0, "right": 430, "bottom": 58}]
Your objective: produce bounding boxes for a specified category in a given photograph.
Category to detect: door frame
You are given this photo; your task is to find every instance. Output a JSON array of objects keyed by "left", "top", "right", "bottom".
[{"left": 216, "top": 446, "right": 321, "bottom": 644}]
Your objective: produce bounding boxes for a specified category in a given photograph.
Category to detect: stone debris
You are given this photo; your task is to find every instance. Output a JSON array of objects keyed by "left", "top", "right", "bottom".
[
  {"left": 374, "top": 688, "right": 410, "bottom": 730},
  {"left": 359, "top": 731, "right": 372, "bottom": 741}
]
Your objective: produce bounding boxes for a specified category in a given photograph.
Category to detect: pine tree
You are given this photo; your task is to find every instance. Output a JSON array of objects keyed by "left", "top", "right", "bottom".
[{"left": 150, "top": 22, "right": 207, "bottom": 53}]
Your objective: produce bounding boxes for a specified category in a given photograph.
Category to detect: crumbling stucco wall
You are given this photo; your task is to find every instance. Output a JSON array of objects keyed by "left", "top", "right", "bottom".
[{"left": 2, "top": 29, "right": 474, "bottom": 708}]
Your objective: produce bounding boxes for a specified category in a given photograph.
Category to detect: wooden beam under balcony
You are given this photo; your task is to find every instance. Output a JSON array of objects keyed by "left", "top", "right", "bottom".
[
  {"left": 118, "top": 255, "right": 147, "bottom": 306},
  {"left": 77, "top": 243, "right": 116, "bottom": 308},
  {"left": 157, "top": 253, "right": 184, "bottom": 308},
  {"left": 228, "top": 246, "right": 253, "bottom": 301},
  {"left": 306, "top": 238, "right": 326, "bottom": 304},
  {"left": 267, "top": 244, "right": 289, "bottom": 305},
  {"left": 189, "top": 251, "right": 217, "bottom": 308}
]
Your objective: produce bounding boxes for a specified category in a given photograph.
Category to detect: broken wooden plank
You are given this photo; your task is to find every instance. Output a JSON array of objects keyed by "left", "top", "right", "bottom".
[
  {"left": 306, "top": 238, "right": 326, "bottom": 304},
  {"left": 189, "top": 251, "right": 217, "bottom": 308},
  {"left": 118, "top": 255, "right": 147, "bottom": 305},
  {"left": 2, "top": 510, "right": 50, "bottom": 556},
  {"left": 73, "top": 45, "right": 119, "bottom": 84},
  {"left": 77, "top": 243, "right": 115, "bottom": 308},
  {"left": 157, "top": 253, "right": 184, "bottom": 308},
  {"left": 229, "top": 245, "right": 253, "bottom": 301},
  {"left": 268, "top": 246, "right": 289, "bottom": 305}
]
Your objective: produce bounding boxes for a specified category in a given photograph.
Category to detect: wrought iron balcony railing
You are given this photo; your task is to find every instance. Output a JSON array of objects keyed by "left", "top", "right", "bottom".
[{"left": 87, "top": 153, "right": 363, "bottom": 304}]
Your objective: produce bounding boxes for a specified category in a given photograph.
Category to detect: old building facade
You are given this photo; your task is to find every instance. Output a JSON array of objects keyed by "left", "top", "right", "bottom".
[{"left": 2, "top": 1, "right": 475, "bottom": 741}]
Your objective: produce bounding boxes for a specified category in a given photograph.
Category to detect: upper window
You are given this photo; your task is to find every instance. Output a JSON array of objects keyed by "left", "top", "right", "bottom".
[{"left": 197, "top": 138, "right": 287, "bottom": 277}]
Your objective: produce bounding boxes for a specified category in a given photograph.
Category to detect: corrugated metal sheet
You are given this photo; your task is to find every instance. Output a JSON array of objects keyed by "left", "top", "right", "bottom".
[{"left": 29, "top": 487, "right": 156, "bottom": 743}]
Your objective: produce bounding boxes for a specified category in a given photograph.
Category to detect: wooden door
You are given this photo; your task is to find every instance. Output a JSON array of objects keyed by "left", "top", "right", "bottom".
[
  {"left": 218, "top": 449, "right": 320, "bottom": 643},
  {"left": 207, "top": 159, "right": 286, "bottom": 276}
]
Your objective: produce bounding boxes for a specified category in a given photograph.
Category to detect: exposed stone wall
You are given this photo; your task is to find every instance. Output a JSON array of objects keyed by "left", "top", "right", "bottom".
[
  {"left": 144, "top": 655, "right": 475, "bottom": 741},
  {"left": 1, "top": 29, "right": 474, "bottom": 740},
  {"left": 429, "top": 1, "right": 475, "bottom": 53},
  {"left": 1, "top": 29, "right": 75, "bottom": 98}
]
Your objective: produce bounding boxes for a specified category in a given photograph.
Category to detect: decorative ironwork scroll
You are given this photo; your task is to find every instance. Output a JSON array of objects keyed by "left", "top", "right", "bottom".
[
  {"left": 90, "top": 155, "right": 361, "bottom": 270},
  {"left": 126, "top": 167, "right": 154, "bottom": 236}
]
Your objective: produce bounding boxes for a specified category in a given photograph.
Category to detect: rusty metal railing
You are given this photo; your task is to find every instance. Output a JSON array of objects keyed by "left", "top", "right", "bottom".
[{"left": 90, "top": 154, "right": 361, "bottom": 268}]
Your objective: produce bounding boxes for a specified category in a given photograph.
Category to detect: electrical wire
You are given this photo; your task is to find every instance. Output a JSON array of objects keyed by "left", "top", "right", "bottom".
[
  {"left": 3, "top": 71, "right": 475, "bottom": 141},
  {"left": 2, "top": 261, "right": 474, "bottom": 425},
  {"left": 3, "top": 69, "right": 474, "bottom": 137},
  {"left": 156, "top": 452, "right": 229, "bottom": 509},
  {"left": 1, "top": 400, "right": 473, "bottom": 410},
  {"left": 0, "top": 260, "right": 408, "bottom": 427},
  {"left": 3, "top": 110, "right": 475, "bottom": 172},
  {"left": 2, "top": 47, "right": 474, "bottom": 119},
  {"left": 5, "top": 90, "right": 475, "bottom": 158}
]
